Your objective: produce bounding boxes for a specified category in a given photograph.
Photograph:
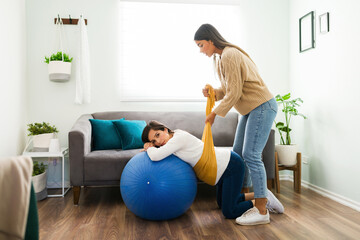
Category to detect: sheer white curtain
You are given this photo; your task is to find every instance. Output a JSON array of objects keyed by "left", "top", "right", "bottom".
[{"left": 119, "top": 1, "right": 241, "bottom": 101}]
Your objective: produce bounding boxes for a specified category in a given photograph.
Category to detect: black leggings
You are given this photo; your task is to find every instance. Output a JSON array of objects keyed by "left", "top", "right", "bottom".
[{"left": 216, "top": 151, "right": 253, "bottom": 219}]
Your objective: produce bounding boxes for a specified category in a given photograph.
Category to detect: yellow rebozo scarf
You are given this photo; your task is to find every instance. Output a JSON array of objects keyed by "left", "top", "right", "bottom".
[{"left": 193, "top": 85, "right": 217, "bottom": 186}]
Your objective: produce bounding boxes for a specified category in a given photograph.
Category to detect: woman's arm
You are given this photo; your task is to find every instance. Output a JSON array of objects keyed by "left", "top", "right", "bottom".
[
  {"left": 214, "top": 88, "right": 225, "bottom": 101},
  {"left": 203, "top": 85, "right": 222, "bottom": 100},
  {"left": 213, "top": 51, "right": 244, "bottom": 117},
  {"left": 203, "top": 85, "right": 224, "bottom": 101},
  {"left": 205, "top": 112, "right": 216, "bottom": 125}
]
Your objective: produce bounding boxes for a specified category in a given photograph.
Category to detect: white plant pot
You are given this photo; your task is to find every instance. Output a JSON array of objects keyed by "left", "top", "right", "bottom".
[
  {"left": 32, "top": 171, "right": 47, "bottom": 193},
  {"left": 33, "top": 133, "right": 55, "bottom": 150},
  {"left": 32, "top": 171, "right": 47, "bottom": 201},
  {"left": 48, "top": 61, "right": 71, "bottom": 82},
  {"left": 275, "top": 144, "right": 298, "bottom": 166}
]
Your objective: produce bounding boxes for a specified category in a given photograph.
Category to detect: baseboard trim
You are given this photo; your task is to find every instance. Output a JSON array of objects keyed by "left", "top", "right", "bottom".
[{"left": 279, "top": 175, "right": 360, "bottom": 212}]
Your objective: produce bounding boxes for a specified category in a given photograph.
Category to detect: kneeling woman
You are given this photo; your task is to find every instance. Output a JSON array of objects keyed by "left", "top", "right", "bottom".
[{"left": 142, "top": 120, "right": 283, "bottom": 224}]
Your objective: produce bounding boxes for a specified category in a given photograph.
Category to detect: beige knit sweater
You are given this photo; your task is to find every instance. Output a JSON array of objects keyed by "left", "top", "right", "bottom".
[{"left": 213, "top": 47, "right": 273, "bottom": 117}]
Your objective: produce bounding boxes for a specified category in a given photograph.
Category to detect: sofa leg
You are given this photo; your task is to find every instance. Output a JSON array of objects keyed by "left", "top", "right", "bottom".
[
  {"left": 73, "top": 186, "right": 81, "bottom": 205},
  {"left": 267, "top": 179, "right": 273, "bottom": 190}
]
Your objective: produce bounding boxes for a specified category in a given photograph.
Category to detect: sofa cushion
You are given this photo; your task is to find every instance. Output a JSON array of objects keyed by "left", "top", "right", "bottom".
[
  {"left": 84, "top": 149, "right": 141, "bottom": 181},
  {"left": 113, "top": 119, "right": 146, "bottom": 150},
  {"left": 89, "top": 119, "right": 124, "bottom": 151}
]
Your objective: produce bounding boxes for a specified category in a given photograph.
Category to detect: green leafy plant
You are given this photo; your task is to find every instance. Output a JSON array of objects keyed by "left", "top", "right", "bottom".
[
  {"left": 32, "top": 161, "right": 47, "bottom": 176},
  {"left": 27, "top": 122, "right": 59, "bottom": 136},
  {"left": 44, "top": 51, "right": 73, "bottom": 64},
  {"left": 275, "top": 93, "right": 307, "bottom": 145}
]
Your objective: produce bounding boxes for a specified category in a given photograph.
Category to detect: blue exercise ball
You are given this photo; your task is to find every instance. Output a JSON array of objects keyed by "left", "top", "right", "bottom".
[{"left": 120, "top": 152, "right": 197, "bottom": 221}]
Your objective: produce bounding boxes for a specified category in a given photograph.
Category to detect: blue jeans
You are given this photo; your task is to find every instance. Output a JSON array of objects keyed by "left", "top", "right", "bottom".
[
  {"left": 216, "top": 151, "right": 253, "bottom": 219},
  {"left": 232, "top": 98, "right": 278, "bottom": 198}
]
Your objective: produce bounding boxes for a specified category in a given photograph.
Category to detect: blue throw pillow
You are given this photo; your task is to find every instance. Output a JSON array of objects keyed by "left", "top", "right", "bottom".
[
  {"left": 89, "top": 119, "right": 124, "bottom": 151},
  {"left": 113, "top": 119, "right": 146, "bottom": 150}
]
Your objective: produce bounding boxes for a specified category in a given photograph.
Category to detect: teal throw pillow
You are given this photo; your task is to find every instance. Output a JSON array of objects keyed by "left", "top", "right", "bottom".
[
  {"left": 89, "top": 119, "right": 124, "bottom": 151},
  {"left": 113, "top": 119, "right": 146, "bottom": 150}
]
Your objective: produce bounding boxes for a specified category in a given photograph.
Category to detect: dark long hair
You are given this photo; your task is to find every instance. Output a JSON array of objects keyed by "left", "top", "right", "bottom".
[
  {"left": 194, "top": 23, "right": 253, "bottom": 62},
  {"left": 141, "top": 120, "right": 174, "bottom": 143}
]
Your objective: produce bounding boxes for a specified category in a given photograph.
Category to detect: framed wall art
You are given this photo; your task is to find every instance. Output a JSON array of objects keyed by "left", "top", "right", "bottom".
[
  {"left": 299, "top": 11, "right": 315, "bottom": 53},
  {"left": 319, "top": 12, "right": 330, "bottom": 33}
]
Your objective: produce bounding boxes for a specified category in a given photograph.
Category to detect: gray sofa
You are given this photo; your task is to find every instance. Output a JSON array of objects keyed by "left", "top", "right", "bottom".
[{"left": 69, "top": 111, "right": 275, "bottom": 205}]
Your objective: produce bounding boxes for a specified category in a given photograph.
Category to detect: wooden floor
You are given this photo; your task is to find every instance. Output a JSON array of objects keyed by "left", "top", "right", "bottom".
[{"left": 37, "top": 181, "right": 360, "bottom": 240}]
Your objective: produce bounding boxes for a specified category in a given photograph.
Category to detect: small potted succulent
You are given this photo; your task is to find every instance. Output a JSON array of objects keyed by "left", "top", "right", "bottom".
[
  {"left": 44, "top": 51, "right": 73, "bottom": 82},
  {"left": 27, "top": 122, "right": 59, "bottom": 151},
  {"left": 32, "top": 161, "right": 48, "bottom": 201}
]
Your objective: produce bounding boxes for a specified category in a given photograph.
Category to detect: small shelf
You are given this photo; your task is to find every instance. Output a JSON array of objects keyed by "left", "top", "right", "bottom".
[
  {"left": 23, "top": 147, "right": 70, "bottom": 197},
  {"left": 23, "top": 147, "right": 68, "bottom": 158}
]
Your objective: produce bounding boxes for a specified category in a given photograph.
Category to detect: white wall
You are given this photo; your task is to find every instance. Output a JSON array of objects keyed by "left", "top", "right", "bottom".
[
  {"left": 0, "top": 0, "right": 27, "bottom": 157},
  {"left": 25, "top": 0, "right": 289, "bottom": 146},
  {"left": 4, "top": 0, "right": 359, "bottom": 208},
  {"left": 289, "top": 0, "right": 360, "bottom": 203}
]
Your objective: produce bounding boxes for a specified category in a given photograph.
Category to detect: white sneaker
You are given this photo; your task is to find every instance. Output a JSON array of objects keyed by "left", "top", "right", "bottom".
[
  {"left": 266, "top": 189, "right": 284, "bottom": 214},
  {"left": 235, "top": 207, "right": 270, "bottom": 225}
]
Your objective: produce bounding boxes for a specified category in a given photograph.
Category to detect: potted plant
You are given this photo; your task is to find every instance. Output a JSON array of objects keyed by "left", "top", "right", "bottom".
[
  {"left": 44, "top": 51, "right": 73, "bottom": 82},
  {"left": 32, "top": 161, "right": 47, "bottom": 201},
  {"left": 274, "top": 93, "right": 307, "bottom": 166},
  {"left": 27, "top": 122, "right": 59, "bottom": 151}
]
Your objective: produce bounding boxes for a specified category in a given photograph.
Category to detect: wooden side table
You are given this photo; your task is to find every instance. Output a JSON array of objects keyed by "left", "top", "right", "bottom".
[{"left": 275, "top": 152, "right": 302, "bottom": 193}]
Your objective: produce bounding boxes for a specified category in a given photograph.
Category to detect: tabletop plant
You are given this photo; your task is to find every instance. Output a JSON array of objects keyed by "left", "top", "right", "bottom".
[
  {"left": 32, "top": 161, "right": 47, "bottom": 176},
  {"left": 27, "top": 122, "right": 59, "bottom": 136},
  {"left": 44, "top": 51, "right": 73, "bottom": 64},
  {"left": 274, "top": 93, "right": 307, "bottom": 145}
]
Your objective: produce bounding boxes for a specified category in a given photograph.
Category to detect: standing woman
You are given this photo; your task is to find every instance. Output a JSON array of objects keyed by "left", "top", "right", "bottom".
[{"left": 194, "top": 24, "right": 281, "bottom": 225}]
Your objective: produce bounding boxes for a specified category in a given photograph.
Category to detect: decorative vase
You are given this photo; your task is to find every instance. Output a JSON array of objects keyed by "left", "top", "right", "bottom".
[
  {"left": 48, "top": 61, "right": 71, "bottom": 82},
  {"left": 275, "top": 144, "right": 298, "bottom": 166},
  {"left": 32, "top": 171, "right": 47, "bottom": 201},
  {"left": 33, "top": 133, "right": 55, "bottom": 151}
]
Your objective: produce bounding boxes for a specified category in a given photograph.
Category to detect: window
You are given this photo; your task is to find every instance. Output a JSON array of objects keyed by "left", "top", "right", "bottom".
[{"left": 119, "top": 1, "right": 241, "bottom": 101}]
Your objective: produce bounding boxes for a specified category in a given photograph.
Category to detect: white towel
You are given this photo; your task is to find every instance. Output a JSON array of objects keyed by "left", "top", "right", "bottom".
[{"left": 75, "top": 15, "right": 91, "bottom": 104}]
